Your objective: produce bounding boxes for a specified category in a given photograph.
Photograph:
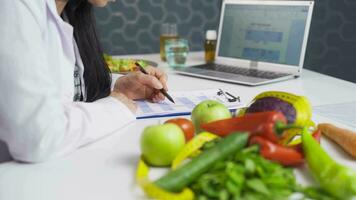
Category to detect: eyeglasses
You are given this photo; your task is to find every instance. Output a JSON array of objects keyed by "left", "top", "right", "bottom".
[{"left": 217, "top": 89, "right": 240, "bottom": 103}]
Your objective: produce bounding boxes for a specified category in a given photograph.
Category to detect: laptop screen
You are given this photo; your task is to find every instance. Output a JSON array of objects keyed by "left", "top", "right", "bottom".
[{"left": 218, "top": 3, "right": 310, "bottom": 66}]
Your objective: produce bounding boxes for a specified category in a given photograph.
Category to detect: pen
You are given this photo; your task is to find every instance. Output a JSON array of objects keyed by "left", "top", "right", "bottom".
[{"left": 135, "top": 62, "right": 175, "bottom": 104}]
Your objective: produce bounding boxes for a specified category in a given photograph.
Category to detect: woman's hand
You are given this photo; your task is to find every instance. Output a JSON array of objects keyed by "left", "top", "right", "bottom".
[
  {"left": 113, "top": 66, "right": 168, "bottom": 103},
  {"left": 110, "top": 91, "right": 137, "bottom": 113}
]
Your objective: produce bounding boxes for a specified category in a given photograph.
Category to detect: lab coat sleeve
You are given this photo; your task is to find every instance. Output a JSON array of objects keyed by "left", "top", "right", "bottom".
[{"left": 0, "top": 0, "right": 136, "bottom": 162}]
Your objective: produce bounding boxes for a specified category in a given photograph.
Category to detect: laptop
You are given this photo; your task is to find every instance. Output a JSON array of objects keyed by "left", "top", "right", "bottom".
[{"left": 175, "top": 0, "right": 314, "bottom": 86}]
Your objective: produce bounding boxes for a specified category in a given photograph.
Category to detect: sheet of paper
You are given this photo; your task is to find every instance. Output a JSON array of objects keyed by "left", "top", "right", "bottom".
[
  {"left": 135, "top": 89, "right": 245, "bottom": 119},
  {"left": 313, "top": 102, "right": 356, "bottom": 129}
]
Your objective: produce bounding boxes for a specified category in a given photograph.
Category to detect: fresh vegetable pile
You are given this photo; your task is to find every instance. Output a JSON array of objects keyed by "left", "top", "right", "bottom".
[
  {"left": 135, "top": 91, "right": 356, "bottom": 200},
  {"left": 155, "top": 133, "right": 249, "bottom": 193},
  {"left": 103, "top": 53, "right": 147, "bottom": 73}
]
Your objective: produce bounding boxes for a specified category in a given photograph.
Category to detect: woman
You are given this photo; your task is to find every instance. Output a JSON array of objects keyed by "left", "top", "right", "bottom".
[{"left": 0, "top": 0, "right": 168, "bottom": 162}]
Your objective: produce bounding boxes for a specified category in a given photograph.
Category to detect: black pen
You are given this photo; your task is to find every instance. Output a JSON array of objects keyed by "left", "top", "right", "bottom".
[{"left": 135, "top": 62, "right": 175, "bottom": 104}]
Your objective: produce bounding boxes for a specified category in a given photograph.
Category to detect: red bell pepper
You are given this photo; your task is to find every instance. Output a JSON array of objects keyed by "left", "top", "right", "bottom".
[
  {"left": 289, "top": 129, "right": 322, "bottom": 152},
  {"left": 249, "top": 136, "right": 304, "bottom": 166},
  {"left": 201, "top": 111, "right": 302, "bottom": 143},
  {"left": 312, "top": 129, "right": 321, "bottom": 143}
]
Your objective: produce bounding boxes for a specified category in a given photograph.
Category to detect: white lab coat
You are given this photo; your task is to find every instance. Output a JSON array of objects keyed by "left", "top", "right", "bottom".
[{"left": 0, "top": 0, "right": 136, "bottom": 162}]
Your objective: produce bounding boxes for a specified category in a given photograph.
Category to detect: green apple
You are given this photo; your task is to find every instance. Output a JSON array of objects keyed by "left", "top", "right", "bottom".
[
  {"left": 191, "top": 100, "right": 232, "bottom": 133},
  {"left": 140, "top": 123, "right": 185, "bottom": 167}
]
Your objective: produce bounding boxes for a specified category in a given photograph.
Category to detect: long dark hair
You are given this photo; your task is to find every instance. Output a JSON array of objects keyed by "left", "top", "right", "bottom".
[{"left": 64, "top": 0, "right": 111, "bottom": 102}]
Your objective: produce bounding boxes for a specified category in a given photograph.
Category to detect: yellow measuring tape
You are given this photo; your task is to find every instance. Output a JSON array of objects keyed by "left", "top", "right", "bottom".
[
  {"left": 136, "top": 159, "right": 194, "bottom": 200},
  {"left": 136, "top": 132, "right": 219, "bottom": 200},
  {"left": 172, "top": 132, "right": 218, "bottom": 170},
  {"left": 238, "top": 91, "right": 315, "bottom": 145},
  {"left": 251, "top": 91, "right": 312, "bottom": 126}
]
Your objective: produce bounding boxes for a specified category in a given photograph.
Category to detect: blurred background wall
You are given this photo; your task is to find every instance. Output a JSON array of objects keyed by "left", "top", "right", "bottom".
[
  {"left": 95, "top": 0, "right": 221, "bottom": 54},
  {"left": 95, "top": 0, "right": 356, "bottom": 83}
]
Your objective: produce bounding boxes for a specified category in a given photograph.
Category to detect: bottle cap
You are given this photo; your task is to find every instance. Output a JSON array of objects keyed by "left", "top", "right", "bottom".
[{"left": 206, "top": 30, "right": 217, "bottom": 40}]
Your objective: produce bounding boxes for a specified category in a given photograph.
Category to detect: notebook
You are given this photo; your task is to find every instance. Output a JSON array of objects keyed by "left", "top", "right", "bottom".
[
  {"left": 135, "top": 89, "right": 245, "bottom": 119},
  {"left": 175, "top": 0, "right": 314, "bottom": 86}
]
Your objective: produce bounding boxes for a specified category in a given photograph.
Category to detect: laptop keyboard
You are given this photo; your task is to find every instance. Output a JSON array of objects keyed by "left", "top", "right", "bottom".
[{"left": 193, "top": 64, "right": 290, "bottom": 80}]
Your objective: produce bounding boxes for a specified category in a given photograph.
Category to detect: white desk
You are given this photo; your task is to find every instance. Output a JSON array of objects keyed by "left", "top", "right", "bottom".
[{"left": 1, "top": 52, "right": 356, "bottom": 200}]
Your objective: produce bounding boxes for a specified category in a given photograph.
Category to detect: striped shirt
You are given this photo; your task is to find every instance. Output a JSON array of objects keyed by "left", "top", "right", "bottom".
[{"left": 73, "top": 64, "right": 83, "bottom": 101}]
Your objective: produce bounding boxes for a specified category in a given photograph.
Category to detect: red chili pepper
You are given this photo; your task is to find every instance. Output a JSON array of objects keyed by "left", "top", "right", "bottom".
[
  {"left": 249, "top": 136, "right": 304, "bottom": 166},
  {"left": 312, "top": 129, "right": 321, "bottom": 143},
  {"left": 201, "top": 111, "right": 301, "bottom": 143}
]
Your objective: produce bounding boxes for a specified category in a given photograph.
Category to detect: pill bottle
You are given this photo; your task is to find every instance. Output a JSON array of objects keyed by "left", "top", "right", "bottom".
[{"left": 204, "top": 30, "right": 217, "bottom": 63}]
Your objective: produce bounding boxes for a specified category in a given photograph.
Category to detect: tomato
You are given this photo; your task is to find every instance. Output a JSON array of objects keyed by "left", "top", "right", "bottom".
[{"left": 164, "top": 118, "right": 195, "bottom": 142}]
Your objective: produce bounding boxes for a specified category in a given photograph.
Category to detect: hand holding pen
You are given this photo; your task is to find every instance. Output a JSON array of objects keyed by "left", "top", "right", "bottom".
[
  {"left": 135, "top": 62, "right": 175, "bottom": 103},
  {"left": 112, "top": 63, "right": 173, "bottom": 104}
]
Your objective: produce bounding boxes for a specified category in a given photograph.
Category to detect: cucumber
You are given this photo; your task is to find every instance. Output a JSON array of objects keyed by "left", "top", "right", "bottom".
[{"left": 154, "top": 133, "right": 249, "bottom": 192}]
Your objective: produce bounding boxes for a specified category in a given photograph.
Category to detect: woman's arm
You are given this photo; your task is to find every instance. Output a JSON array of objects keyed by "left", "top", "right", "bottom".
[{"left": 0, "top": 0, "right": 135, "bottom": 163}]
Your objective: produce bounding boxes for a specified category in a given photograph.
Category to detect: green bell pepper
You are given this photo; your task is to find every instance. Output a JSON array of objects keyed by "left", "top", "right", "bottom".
[{"left": 302, "top": 128, "right": 356, "bottom": 199}]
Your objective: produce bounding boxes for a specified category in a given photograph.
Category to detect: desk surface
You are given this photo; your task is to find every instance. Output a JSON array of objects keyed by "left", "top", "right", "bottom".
[{"left": 1, "top": 52, "right": 356, "bottom": 200}]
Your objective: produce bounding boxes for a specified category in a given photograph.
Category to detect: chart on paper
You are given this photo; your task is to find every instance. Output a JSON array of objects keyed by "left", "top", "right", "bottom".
[{"left": 135, "top": 89, "right": 245, "bottom": 119}]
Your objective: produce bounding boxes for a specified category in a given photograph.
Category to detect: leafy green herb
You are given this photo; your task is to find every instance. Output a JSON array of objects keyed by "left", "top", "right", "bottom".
[
  {"left": 246, "top": 178, "right": 270, "bottom": 195},
  {"left": 302, "top": 186, "right": 338, "bottom": 200},
  {"left": 189, "top": 145, "right": 299, "bottom": 200},
  {"left": 189, "top": 142, "right": 341, "bottom": 200}
]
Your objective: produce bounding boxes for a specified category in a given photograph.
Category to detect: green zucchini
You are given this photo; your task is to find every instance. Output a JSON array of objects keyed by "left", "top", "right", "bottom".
[{"left": 154, "top": 133, "right": 249, "bottom": 192}]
